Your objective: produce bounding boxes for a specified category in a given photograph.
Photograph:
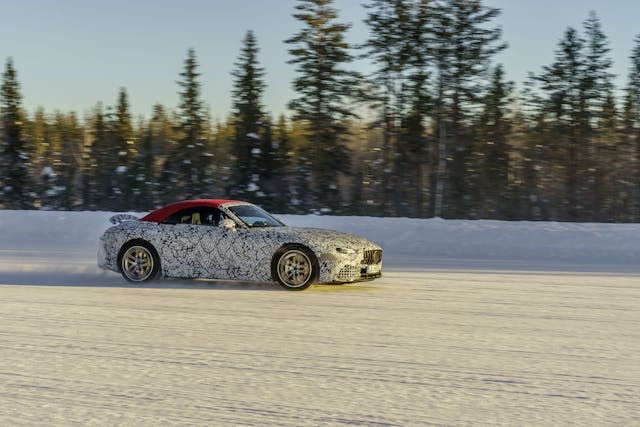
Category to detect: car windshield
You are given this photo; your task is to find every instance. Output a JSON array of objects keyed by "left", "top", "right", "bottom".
[{"left": 228, "top": 205, "right": 285, "bottom": 228}]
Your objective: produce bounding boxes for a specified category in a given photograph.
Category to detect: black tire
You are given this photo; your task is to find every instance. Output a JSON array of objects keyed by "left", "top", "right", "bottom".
[
  {"left": 272, "top": 244, "right": 319, "bottom": 291},
  {"left": 118, "top": 239, "right": 160, "bottom": 283}
]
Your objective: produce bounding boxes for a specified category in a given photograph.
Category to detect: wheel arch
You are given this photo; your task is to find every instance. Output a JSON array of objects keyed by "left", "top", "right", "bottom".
[
  {"left": 270, "top": 242, "right": 320, "bottom": 284},
  {"left": 117, "top": 238, "right": 162, "bottom": 273}
]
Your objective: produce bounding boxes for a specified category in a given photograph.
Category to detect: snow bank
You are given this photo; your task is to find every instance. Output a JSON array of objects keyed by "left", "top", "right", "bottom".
[
  {"left": 280, "top": 215, "right": 640, "bottom": 266},
  {"left": 0, "top": 210, "right": 115, "bottom": 250},
  {"left": 0, "top": 210, "right": 639, "bottom": 267}
]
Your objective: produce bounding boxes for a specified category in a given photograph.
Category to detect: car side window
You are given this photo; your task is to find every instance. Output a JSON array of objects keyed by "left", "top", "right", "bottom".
[
  {"left": 164, "top": 208, "right": 193, "bottom": 225},
  {"left": 163, "top": 207, "right": 224, "bottom": 226},
  {"left": 198, "top": 207, "right": 223, "bottom": 226}
]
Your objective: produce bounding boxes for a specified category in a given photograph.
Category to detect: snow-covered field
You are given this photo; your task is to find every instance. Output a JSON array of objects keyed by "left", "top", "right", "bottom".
[{"left": 1, "top": 210, "right": 639, "bottom": 426}]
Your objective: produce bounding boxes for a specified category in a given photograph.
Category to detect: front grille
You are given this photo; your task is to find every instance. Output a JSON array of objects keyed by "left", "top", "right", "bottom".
[{"left": 362, "top": 249, "right": 382, "bottom": 265}]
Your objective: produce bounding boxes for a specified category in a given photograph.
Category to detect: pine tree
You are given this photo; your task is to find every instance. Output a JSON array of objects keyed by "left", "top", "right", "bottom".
[
  {"left": 532, "top": 27, "right": 585, "bottom": 220},
  {"left": 77, "top": 115, "right": 93, "bottom": 210},
  {"left": 595, "top": 89, "right": 619, "bottom": 221},
  {"left": 398, "top": 0, "right": 432, "bottom": 217},
  {"left": 135, "top": 104, "right": 171, "bottom": 210},
  {"left": 139, "top": 106, "right": 161, "bottom": 209},
  {"left": 286, "top": 0, "right": 361, "bottom": 213},
  {"left": 153, "top": 105, "right": 185, "bottom": 207},
  {"left": 628, "top": 35, "right": 640, "bottom": 219},
  {"left": 527, "top": 17, "right": 616, "bottom": 221},
  {"left": 111, "top": 88, "right": 136, "bottom": 210},
  {"left": 89, "top": 104, "right": 111, "bottom": 210},
  {"left": 474, "top": 64, "right": 514, "bottom": 218},
  {"left": 229, "top": 30, "right": 269, "bottom": 203},
  {"left": 581, "top": 12, "right": 614, "bottom": 217},
  {"left": 362, "top": 0, "right": 413, "bottom": 216},
  {"left": 52, "top": 111, "right": 83, "bottom": 210},
  {"left": 504, "top": 107, "right": 533, "bottom": 219},
  {"left": 620, "top": 85, "right": 637, "bottom": 220},
  {"left": 630, "top": 35, "right": 640, "bottom": 126},
  {"left": 25, "top": 107, "right": 54, "bottom": 208},
  {"left": 210, "top": 117, "right": 235, "bottom": 197},
  {"left": 582, "top": 12, "right": 614, "bottom": 123},
  {"left": 256, "top": 117, "right": 276, "bottom": 210},
  {"left": 363, "top": 0, "right": 434, "bottom": 217},
  {"left": 270, "top": 114, "right": 296, "bottom": 211},
  {"left": 431, "top": 0, "right": 506, "bottom": 217},
  {"left": 0, "top": 58, "right": 31, "bottom": 209},
  {"left": 517, "top": 93, "right": 550, "bottom": 220},
  {"left": 175, "top": 48, "right": 207, "bottom": 199}
]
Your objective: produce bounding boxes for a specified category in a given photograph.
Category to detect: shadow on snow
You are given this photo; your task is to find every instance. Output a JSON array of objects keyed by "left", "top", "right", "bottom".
[{"left": 0, "top": 269, "right": 375, "bottom": 292}]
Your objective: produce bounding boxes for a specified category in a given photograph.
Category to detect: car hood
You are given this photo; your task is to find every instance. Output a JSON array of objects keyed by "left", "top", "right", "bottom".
[{"left": 264, "top": 226, "right": 380, "bottom": 250}]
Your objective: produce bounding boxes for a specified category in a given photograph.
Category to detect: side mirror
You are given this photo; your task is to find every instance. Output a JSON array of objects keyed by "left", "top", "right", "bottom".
[{"left": 220, "top": 218, "right": 236, "bottom": 231}]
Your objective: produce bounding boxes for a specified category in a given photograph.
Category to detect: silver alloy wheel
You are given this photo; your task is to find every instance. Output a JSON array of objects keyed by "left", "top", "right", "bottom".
[
  {"left": 121, "top": 245, "right": 154, "bottom": 282},
  {"left": 277, "top": 249, "right": 312, "bottom": 288}
]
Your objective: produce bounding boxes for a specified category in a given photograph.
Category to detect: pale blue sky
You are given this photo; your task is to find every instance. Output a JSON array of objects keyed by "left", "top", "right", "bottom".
[{"left": 2, "top": 0, "right": 639, "bottom": 121}]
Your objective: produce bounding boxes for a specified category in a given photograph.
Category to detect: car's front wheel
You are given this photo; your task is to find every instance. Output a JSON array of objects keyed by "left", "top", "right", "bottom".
[
  {"left": 118, "top": 240, "right": 160, "bottom": 283},
  {"left": 272, "top": 245, "right": 318, "bottom": 291}
]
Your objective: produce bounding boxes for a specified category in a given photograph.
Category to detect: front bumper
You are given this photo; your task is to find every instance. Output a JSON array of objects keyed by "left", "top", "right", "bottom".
[{"left": 327, "top": 249, "right": 383, "bottom": 283}]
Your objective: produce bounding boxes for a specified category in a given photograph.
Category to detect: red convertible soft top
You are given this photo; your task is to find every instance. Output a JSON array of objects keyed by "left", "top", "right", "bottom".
[{"left": 140, "top": 199, "right": 240, "bottom": 223}]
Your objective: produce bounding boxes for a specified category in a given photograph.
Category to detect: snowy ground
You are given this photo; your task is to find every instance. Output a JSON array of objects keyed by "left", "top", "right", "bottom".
[{"left": 1, "top": 211, "right": 639, "bottom": 426}]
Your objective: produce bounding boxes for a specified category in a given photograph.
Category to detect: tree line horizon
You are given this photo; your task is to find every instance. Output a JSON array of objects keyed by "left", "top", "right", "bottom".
[{"left": 2, "top": 0, "right": 640, "bottom": 222}]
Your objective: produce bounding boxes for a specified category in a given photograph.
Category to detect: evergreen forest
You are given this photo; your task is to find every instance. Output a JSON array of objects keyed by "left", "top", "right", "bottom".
[{"left": 2, "top": 0, "right": 640, "bottom": 222}]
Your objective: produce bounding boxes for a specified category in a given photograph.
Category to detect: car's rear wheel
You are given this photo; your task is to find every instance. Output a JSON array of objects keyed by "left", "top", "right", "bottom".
[
  {"left": 118, "top": 240, "right": 160, "bottom": 283},
  {"left": 272, "top": 245, "right": 318, "bottom": 291}
]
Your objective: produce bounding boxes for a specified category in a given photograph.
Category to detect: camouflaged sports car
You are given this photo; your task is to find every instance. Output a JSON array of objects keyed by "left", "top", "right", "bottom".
[{"left": 98, "top": 199, "right": 382, "bottom": 290}]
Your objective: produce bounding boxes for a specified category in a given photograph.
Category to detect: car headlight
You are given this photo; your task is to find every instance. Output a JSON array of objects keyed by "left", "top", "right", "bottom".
[{"left": 336, "top": 247, "right": 356, "bottom": 255}]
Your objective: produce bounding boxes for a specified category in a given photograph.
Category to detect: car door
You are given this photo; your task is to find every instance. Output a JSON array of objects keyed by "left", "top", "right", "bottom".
[{"left": 156, "top": 206, "right": 233, "bottom": 279}]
